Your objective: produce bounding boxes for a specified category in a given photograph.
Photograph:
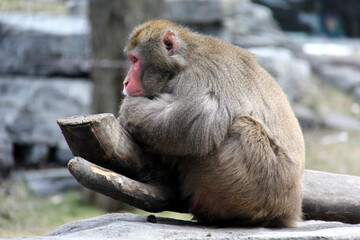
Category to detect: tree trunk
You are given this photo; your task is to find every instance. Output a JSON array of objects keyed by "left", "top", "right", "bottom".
[
  {"left": 87, "top": 0, "right": 165, "bottom": 210},
  {"left": 302, "top": 170, "right": 360, "bottom": 224},
  {"left": 89, "top": 0, "right": 165, "bottom": 114}
]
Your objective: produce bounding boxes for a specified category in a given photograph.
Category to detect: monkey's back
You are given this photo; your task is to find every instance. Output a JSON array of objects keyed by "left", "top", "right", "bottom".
[
  {"left": 183, "top": 33, "right": 304, "bottom": 167},
  {"left": 178, "top": 32, "right": 305, "bottom": 227}
]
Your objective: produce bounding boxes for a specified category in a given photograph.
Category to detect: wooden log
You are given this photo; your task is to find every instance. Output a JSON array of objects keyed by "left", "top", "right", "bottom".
[
  {"left": 57, "top": 114, "right": 148, "bottom": 180},
  {"left": 67, "top": 156, "right": 184, "bottom": 213},
  {"left": 302, "top": 170, "right": 360, "bottom": 224},
  {"left": 57, "top": 113, "right": 184, "bottom": 211},
  {"left": 57, "top": 113, "right": 360, "bottom": 224}
]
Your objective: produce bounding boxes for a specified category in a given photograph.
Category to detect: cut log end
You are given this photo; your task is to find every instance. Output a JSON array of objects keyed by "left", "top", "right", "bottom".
[{"left": 57, "top": 113, "right": 115, "bottom": 126}]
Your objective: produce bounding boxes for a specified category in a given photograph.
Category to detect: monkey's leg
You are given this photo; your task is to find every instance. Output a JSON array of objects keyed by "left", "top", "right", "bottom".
[{"left": 191, "top": 115, "right": 302, "bottom": 227}]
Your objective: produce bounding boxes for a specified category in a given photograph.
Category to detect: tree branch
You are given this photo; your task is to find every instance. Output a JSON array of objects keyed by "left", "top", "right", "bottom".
[{"left": 68, "top": 156, "right": 184, "bottom": 212}]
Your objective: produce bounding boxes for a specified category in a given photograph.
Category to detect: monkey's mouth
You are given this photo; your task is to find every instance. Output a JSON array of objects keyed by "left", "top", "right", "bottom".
[{"left": 128, "top": 90, "right": 144, "bottom": 97}]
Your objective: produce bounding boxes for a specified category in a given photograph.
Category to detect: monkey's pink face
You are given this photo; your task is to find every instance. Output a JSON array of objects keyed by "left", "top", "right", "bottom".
[
  {"left": 123, "top": 52, "right": 146, "bottom": 97},
  {"left": 123, "top": 30, "right": 179, "bottom": 97}
]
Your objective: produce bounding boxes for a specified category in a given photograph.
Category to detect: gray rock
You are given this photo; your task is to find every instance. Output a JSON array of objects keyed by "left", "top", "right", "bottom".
[
  {"left": 165, "top": 0, "right": 223, "bottom": 24},
  {"left": 0, "top": 76, "right": 92, "bottom": 166},
  {"left": 292, "top": 104, "right": 320, "bottom": 129},
  {"left": 23, "top": 168, "right": 80, "bottom": 196},
  {"left": 23, "top": 144, "right": 50, "bottom": 166},
  {"left": 318, "top": 65, "right": 360, "bottom": 92},
  {"left": 9, "top": 213, "right": 360, "bottom": 240},
  {"left": 292, "top": 104, "right": 360, "bottom": 131},
  {"left": 292, "top": 39, "right": 360, "bottom": 99},
  {"left": 353, "top": 86, "right": 360, "bottom": 102},
  {"left": 66, "top": 0, "right": 88, "bottom": 16},
  {"left": 319, "top": 111, "right": 360, "bottom": 131},
  {"left": 0, "top": 2, "right": 284, "bottom": 78},
  {"left": 0, "top": 13, "right": 90, "bottom": 76},
  {"left": 248, "top": 47, "right": 311, "bottom": 102},
  {"left": 223, "top": 1, "right": 279, "bottom": 35},
  {"left": 221, "top": 0, "right": 286, "bottom": 46},
  {"left": 0, "top": 76, "right": 92, "bottom": 146},
  {"left": 0, "top": 124, "right": 14, "bottom": 178},
  {"left": 164, "top": 0, "right": 286, "bottom": 46}
]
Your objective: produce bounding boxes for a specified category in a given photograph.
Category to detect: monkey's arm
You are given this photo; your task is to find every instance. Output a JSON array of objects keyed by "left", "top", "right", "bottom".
[{"left": 119, "top": 93, "right": 230, "bottom": 156}]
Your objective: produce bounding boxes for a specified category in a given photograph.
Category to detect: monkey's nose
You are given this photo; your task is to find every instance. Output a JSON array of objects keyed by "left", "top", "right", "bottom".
[{"left": 124, "top": 80, "right": 129, "bottom": 87}]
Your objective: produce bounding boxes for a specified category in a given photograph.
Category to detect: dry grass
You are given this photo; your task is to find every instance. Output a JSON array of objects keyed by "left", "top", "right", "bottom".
[
  {"left": 298, "top": 74, "right": 359, "bottom": 118},
  {"left": 300, "top": 75, "right": 360, "bottom": 176},
  {"left": 0, "top": 182, "right": 105, "bottom": 238},
  {"left": 304, "top": 129, "right": 360, "bottom": 176}
]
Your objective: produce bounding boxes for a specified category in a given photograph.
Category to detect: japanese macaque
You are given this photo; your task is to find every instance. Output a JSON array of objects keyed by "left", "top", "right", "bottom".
[{"left": 118, "top": 20, "right": 305, "bottom": 227}]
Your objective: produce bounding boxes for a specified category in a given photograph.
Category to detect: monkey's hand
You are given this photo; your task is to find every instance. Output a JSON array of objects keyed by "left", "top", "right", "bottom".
[{"left": 118, "top": 94, "right": 172, "bottom": 147}]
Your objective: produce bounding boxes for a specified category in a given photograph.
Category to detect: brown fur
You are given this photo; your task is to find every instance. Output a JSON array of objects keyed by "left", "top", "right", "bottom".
[{"left": 119, "top": 20, "right": 305, "bottom": 227}]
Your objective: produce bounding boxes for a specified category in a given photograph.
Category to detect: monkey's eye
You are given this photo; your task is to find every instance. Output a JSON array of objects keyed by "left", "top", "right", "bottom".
[
  {"left": 128, "top": 53, "right": 139, "bottom": 64},
  {"left": 164, "top": 41, "right": 173, "bottom": 51},
  {"left": 132, "top": 56, "right": 138, "bottom": 63}
]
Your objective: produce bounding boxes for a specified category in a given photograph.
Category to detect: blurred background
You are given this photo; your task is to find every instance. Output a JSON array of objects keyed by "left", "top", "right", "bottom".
[{"left": 0, "top": 0, "right": 359, "bottom": 237}]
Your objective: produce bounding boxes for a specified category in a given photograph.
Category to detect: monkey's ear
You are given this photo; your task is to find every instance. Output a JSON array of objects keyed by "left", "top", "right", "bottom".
[{"left": 162, "top": 30, "right": 178, "bottom": 56}]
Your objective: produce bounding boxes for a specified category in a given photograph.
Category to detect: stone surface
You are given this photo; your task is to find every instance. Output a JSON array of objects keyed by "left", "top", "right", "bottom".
[
  {"left": 318, "top": 65, "right": 360, "bottom": 92},
  {"left": 292, "top": 104, "right": 360, "bottom": 131},
  {"left": 0, "top": 1, "right": 284, "bottom": 79},
  {"left": 0, "top": 13, "right": 90, "bottom": 76},
  {"left": 24, "top": 168, "right": 80, "bottom": 196},
  {"left": 67, "top": 0, "right": 88, "bottom": 16},
  {"left": 165, "top": 0, "right": 223, "bottom": 24},
  {"left": 291, "top": 38, "right": 360, "bottom": 100},
  {"left": 353, "top": 86, "right": 360, "bottom": 102},
  {"left": 9, "top": 213, "right": 360, "bottom": 240},
  {"left": 292, "top": 104, "right": 320, "bottom": 129},
  {"left": 0, "top": 76, "right": 92, "bottom": 145},
  {"left": 0, "top": 124, "right": 14, "bottom": 178},
  {"left": 164, "top": 0, "right": 286, "bottom": 46},
  {"left": 0, "top": 76, "right": 92, "bottom": 166},
  {"left": 21, "top": 144, "right": 49, "bottom": 166},
  {"left": 319, "top": 111, "right": 360, "bottom": 131},
  {"left": 248, "top": 47, "right": 311, "bottom": 101},
  {"left": 221, "top": 0, "right": 286, "bottom": 47}
]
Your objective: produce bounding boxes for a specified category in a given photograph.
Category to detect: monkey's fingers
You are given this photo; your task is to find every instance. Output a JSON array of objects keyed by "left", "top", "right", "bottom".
[{"left": 68, "top": 156, "right": 185, "bottom": 213}]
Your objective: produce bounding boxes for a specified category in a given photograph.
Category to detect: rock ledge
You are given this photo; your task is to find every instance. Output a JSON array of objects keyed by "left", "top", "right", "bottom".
[{"left": 11, "top": 213, "right": 360, "bottom": 240}]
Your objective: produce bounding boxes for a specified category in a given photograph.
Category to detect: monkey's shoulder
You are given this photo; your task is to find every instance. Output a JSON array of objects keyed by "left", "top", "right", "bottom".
[{"left": 192, "top": 34, "right": 255, "bottom": 60}]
